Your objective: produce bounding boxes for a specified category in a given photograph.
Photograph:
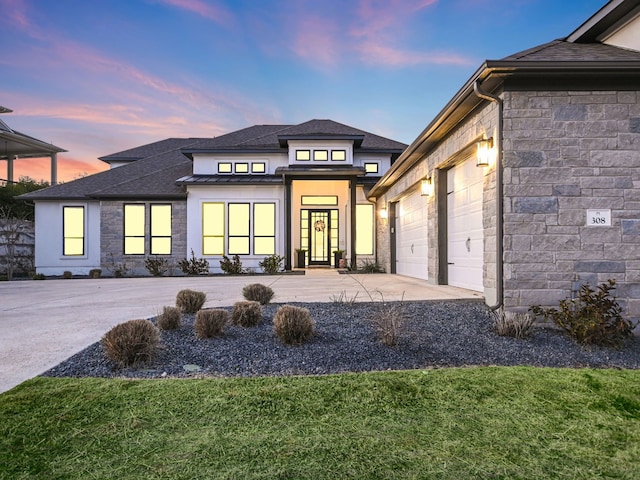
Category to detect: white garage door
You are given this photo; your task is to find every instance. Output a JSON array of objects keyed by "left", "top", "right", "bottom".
[
  {"left": 447, "top": 159, "right": 484, "bottom": 292},
  {"left": 396, "top": 191, "right": 428, "bottom": 280}
]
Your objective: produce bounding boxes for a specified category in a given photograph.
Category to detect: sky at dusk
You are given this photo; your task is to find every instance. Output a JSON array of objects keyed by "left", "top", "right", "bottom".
[{"left": 1, "top": 0, "right": 606, "bottom": 183}]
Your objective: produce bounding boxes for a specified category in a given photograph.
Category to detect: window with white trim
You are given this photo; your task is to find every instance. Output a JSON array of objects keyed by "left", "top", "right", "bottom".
[{"left": 63, "top": 206, "right": 85, "bottom": 256}]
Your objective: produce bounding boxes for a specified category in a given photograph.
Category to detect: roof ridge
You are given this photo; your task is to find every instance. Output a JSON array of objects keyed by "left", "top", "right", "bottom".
[
  {"left": 501, "top": 39, "right": 565, "bottom": 60},
  {"left": 236, "top": 124, "right": 293, "bottom": 145}
]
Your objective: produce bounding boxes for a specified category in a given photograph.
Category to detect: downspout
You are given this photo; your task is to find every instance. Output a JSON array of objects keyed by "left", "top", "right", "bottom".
[{"left": 473, "top": 80, "right": 503, "bottom": 311}]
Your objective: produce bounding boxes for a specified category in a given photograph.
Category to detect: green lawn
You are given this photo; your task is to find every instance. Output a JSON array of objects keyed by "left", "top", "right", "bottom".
[{"left": 1, "top": 367, "right": 639, "bottom": 479}]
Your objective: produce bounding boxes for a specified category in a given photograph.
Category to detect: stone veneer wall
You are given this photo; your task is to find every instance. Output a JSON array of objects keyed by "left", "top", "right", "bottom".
[
  {"left": 502, "top": 90, "right": 640, "bottom": 319},
  {"left": 376, "top": 101, "right": 499, "bottom": 299},
  {"left": 100, "top": 200, "right": 188, "bottom": 276}
]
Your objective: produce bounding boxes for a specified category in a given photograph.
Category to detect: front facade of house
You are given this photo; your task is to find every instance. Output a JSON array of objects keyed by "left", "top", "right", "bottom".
[
  {"left": 369, "top": 0, "right": 640, "bottom": 318},
  {"left": 22, "top": 120, "right": 405, "bottom": 276}
]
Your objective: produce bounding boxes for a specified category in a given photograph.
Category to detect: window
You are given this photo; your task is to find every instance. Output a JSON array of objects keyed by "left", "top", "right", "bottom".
[
  {"left": 252, "top": 162, "right": 266, "bottom": 173},
  {"left": 218, "top": 162, "right": 232, "bottom": 173},
  {"left": 235, "top": 163, "right": 249, "bottom": 173},
  {"left": 364, "top": 162, "right": 379, "bottom": 174},
  {"left": 203, "top": 202, "right": 225, "bottom": 255},
  {"left": 296, "top": 150, "right": 310, "bottom": 161},
  {"left": 254, "top": 203, "right": 276, "bottom": 255},
  {"left": 356, "top": 204, "right": 374, "bottom": 255},
  {"left": 63, "top": 206, "right": 84, "bottom": 256},
  {"left": 301, "top": 195, "right": 338, "bottom": 206},
  {"left": 228, "top": 203, "right": 250, "bottom": 254},
  {"left": 331, "top": 150, "right": 346, "bottom": 161},
  {"left": 151, "top": 205, "right": 171, "bottom": 255},
  {"left": 124, "top": 204, "right": 145, "bottom": 255},
  {"left": 313, "top": 150, "right": 328, "bottom": 161}
]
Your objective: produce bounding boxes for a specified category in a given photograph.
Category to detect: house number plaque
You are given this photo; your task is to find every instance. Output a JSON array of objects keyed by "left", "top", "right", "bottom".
[{"left": 586, "top": 209, "right": 611, "bottom": 227}]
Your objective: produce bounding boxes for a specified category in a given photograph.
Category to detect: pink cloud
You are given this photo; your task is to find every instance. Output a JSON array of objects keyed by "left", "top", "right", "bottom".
[
  {"left": 0, "top": 0, "right": 31, "bottom": 29},
  {"left": 291, "top": 15, "right": 342, "bottom": 67},
  {"left": 10, "top": 155, "right": 107, "bottom": 184},
  {"left": 155, "top": 0, "right": 233, "bottom": 25}
]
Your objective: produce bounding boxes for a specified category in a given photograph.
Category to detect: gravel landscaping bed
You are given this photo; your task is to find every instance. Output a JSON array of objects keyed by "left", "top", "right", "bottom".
[{"left": 43, "top": 300, "right": 640, "bottom": 380}]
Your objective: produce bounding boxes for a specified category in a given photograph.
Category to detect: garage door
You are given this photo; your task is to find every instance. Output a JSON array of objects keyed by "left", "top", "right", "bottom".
[
  {"left": 447, "top": 159, "right": 484, "bottom": 291},
  {"left": 396, "top": 190, "right": 428, "bottom": 280}
]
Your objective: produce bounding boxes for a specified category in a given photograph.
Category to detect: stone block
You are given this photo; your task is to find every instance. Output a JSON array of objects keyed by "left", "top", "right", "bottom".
[
  {"left": 580, "top": 227, "right": 621, "bottom": 244},
  {"left": 513, "top": 197, "right": 558, "bottom": 214},
  {"left": 519, "top": 289, "right": 568, "bottom": 308},
  {"left": 553, "top": 184, "right": 581, "bottom": 196},
  {"left": 618, "top": 92, "right": 637, "bottom": 104},
  {"left": 553, "top": 104, "right": 586, "bottom": 121},
  {"left": 511, "top": 151, "right": 545, "bottom": 167},
  {"left": 622, "top": 219, "right": 640, "bottom": 236},
  {"left": 617, "top": 133, "right": 640, "bottom": 149},
  {"left": 629, "top": 117, "right": 640, "bottom": 133},
  {"left": 532, "top": 235, "right": 580, "bottom": 251},
  {"left": 574, "top": 260, "right": 626, "bottom": 273}
]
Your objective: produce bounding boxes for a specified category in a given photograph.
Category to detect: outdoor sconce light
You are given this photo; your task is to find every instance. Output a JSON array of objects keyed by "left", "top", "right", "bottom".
[
  {"left": 421, "top": 177, "right": 433, "bottom": 196},
  {"left": 477, "top": 137, "right": 493, "bottom": 167},
  {"left": 379, "top": 207, "right": 388, "bottom": 219}
]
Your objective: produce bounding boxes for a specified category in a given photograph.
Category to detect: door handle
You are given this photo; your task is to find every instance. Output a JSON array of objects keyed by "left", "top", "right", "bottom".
[{"left": 465, "top": 237, "right": 471, "bottom": 252}]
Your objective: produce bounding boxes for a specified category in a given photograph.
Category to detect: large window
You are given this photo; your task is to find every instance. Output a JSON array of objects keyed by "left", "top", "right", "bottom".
[
  {"left": 124, "top": 204, "right": 145, "bottom": 255},
  {"left": 356, "top": 204, "right": 374, "bottom": 255},
  {"left": 151, "top": 205, "right": 172, "bottom": 255},
  {"left": 254, "top": 203, "right": 276, "bottom": 255},
  {"left": 203, "top": 203, "right": 225, "bottom": 255},
  {"left": 228, "top": 203, "right": 250, "bottom": 254},
  {"left": 63, "top": 206, "right": 85, "bottom": 256}
]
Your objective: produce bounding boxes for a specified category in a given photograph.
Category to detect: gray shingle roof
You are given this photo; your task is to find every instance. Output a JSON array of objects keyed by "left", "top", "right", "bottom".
[
  {"left": 501, "top": 39, "right": 640, "bottom": 62},
  {"left": 99, "top": 138, "right": 203, "bottom": 163}
]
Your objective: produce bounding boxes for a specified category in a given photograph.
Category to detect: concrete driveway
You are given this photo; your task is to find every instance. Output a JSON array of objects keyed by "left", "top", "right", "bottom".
[{"left": 0, "top": 271, "right": 480, "bottom": 393}]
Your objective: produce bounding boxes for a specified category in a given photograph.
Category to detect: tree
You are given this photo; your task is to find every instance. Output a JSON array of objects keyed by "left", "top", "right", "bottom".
[{"left": 0, "top": 177, "right": 49, "bottom": 220}]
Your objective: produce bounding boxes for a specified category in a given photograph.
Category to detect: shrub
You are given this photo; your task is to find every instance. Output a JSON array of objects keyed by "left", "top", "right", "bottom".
[
  {"left": 259, "top": 254, "right": 285, "bottom": 275},
  {"left": 220, "top": 254, "right": 244, "bottom": 274},
  {"left": 157, "top": 306, "right": 182, "bottom": 330},
  {"left": 195, "top": 309, "right": 228, "bottom": 338},
  {"left": 89, "top": 269, "right": 102, "bottom": 279},
  {"left": 531, "top": 279, "right": 635, "bottom": 347},
  {"left": 491, "top": 308, "right": 534, "bottom": 339},
  {"left": 178, "top": 249, "right": 210, "bottom": 276},
  {"left": 145, "top": 256, "right": 170, "bottom": 277},
  {"left": 359, "top": 259, "right": 385, "bottom": 273},
  {"left": 63, "top": 271, "right": 72, "bottom": 279},
  {"left": 176, "top": 289, "right": 207, "bottom": 314},
  {"left": 273, "top": 305, "right": 314, "bottom": 345},
  {"left": 372, "top": 301, "right": 405, "bottom": 346},
  {"left": 32, "top": 273, "right": 45, "bottom": 280},
  {"left": 242, "top": 283, "right": 275, "bottom": 305},
  {"left": 232, "top": 301, "right": 263, "bottom": 327},
  {"left": 106, "top": 253, "right": 129, "bottom": 278},
  {"left": 102, "top": 319, "right": 160, "bottom": 367}
]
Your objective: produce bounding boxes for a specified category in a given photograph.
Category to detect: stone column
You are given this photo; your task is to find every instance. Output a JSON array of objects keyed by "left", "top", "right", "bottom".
[
  {"left": 7, "top": 155, "right": 14, "bottom": 183},
  {"left": 50, "top": 153, "right": 57, "bottom": 185}
]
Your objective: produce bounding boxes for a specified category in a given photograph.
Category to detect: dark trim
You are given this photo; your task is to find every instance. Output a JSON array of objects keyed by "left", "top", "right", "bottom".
[
  {"left": 389, "top": 202, "right": 397, "bottom": 274},
  {"left": 436, "top": 169, "right": 448, "bottom": 285},
  {"left": 227, "top": 203, "right": 251, "bottom": 255},
  {"left": 278, "top": 134, "right": 365, "bottom": 148},
  {"left": 284, "top": 178, "right": 292, "bottom": 270},
  {"left": 150, "top": 203, "right": 172, "bottom": 256},
  {"left": 350, "top": 177, "right": 357, "bottom": 268},
  {"left": 123, "top": 203, "right": 146, "bottom": 255}
]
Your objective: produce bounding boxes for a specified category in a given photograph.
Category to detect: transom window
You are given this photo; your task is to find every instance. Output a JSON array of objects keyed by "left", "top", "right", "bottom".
[
  {"left": 301, "top": 195, "right": 338, "bottom": 206},
  {"left": 296, "top": 150, "right": 311, "bottom": 161},
  {"left": 63, "top": 206, "right": 85, "bottom": 256},
  {"left": 313, "top": 150, "right": 328, "bottom": 161},
  {"left": 331, "top": 150, "right": 346, "bottom": 161},
  {"left": 251, "top": 162, "right": 266, "bottom": 173},
  {"left": 364, "top": 162, "right": 379, "bottom": 174},
  {"left": 235, "top": 163, "right": 249, "bottom": 173},
  {"left": 218, "top": 162, "right": 232, "bottom": 173}
]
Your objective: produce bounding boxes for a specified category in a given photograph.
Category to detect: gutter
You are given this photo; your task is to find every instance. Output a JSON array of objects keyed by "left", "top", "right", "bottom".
[{"left": 472, "top": 80, "right": 503, "bottom": 311}]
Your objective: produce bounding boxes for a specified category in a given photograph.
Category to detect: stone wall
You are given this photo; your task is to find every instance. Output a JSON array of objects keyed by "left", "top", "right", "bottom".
[
  {"left": 0, "top": 219, "right": 34, "bottom": 277},
  {"left": 100, "top": 200, "right": 188, "bottom": 276},
  {"left": 502, "top": 90, "right": 640, "bottom": 319}
]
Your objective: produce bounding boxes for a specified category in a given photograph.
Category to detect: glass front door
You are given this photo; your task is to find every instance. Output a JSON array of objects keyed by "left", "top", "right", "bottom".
[{"left": 309, "top": 210, "right": 330, "bottom": 265}]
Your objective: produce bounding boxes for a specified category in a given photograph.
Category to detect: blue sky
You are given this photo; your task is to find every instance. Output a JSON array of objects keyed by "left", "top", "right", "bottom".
[{"left": 1, "top": 0, "right": 605, "bottom": 182}]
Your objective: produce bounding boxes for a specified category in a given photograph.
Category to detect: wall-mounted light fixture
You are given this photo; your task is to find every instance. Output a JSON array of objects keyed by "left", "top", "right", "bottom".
[
  {"left": 477, "top": 137, "right": 493, "bottom": 167},
  {"left": 421, "top": 176, "right": 433, "bottom": 196},
  {"left": 379, "top": 206, "right": 388, "bottom": 219}
]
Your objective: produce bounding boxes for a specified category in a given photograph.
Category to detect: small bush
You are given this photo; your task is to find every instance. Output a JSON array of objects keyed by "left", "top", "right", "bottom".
[
  {"left": 259, "top": 254, "right": 285, "bottom": 275},
  {"left": 157, "top": 306, "right": 182, "bottom": 330},
  {"left": 273, "top": 305, "right": 314, "bottom": 345},
  {"left": 145, "top": 256, "right": 170, "bottom": 277},
  {"left": 89, "top": 269, "right": 102, "bottom": 279},
  {"left": 232, "top": 301, "right": 263, "bottom": 327},
  {"left": 531, "top": 279, "right": 635, "bottom": 347},
  {"left": 220, "top": 254, "right": 244, "bottom": 274},
  {"left": 178, "top": 249, "right": 210, "bottom": 276},
  {"left": 195, "top": 309, "right": 228, "bottom": 338},
  {"left": 242, "top": 283, "right": 275, "bottom": 305},
  {"left": 359, "top": 259, "right": 385, "bottom": 273},
  {"left": 102, "top": 319, "right": 160, "bottom": 367},
  {"left": 176, "top": 289, "right": 207, "bottom": 314},
  {"left": 32, "top": 273, "right": 45, "bottom": 280},
  {"left": 372, "top": 301, "right": 405, "bottom": 346},
  {"left": 63, "top": 271, "right": 72, "bottom": 279},
  {"left": 491, "top": 308, "right": 534, "bottom": 339}
]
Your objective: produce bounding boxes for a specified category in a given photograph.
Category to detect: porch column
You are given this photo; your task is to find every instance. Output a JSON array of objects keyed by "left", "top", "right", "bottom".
[
  {"left": 50, "top": 153, "right": 58, "bottom": 185},
  {"left": 7, "top": 155, "right": 14, "bottom": 183},
  {"left": 350, "top": 177, "right": 356, "bottom": 268},
  {"left": 284, "top": 176, "right": 292, "bottom": 270}
]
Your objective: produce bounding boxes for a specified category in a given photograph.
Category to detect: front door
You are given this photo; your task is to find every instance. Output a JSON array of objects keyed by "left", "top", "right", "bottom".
[{"left": 309, "top": 210, "right": 331, "bottom": 265}]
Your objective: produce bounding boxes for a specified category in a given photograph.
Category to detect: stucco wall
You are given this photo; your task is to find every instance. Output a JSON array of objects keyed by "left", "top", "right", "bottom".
[
  {"left": 502, "top": 90, "right": 640, "bottom": 319},
  {"left": 100, "top": 200, "right": 187, "bottom": 276}
]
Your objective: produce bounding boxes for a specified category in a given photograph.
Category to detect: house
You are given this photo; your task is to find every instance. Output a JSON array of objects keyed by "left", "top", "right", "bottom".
[
  {"left": 20, "top": 120, "right": 406, "bottom": 275},
  {"left": 368, "top": 0, "right": 640, "bottom": 318}
]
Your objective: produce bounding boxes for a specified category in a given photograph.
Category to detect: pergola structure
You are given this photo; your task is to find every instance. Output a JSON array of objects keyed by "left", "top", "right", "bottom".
[{"left": 0, "top": 106, "right": 66, "bottom": 185}]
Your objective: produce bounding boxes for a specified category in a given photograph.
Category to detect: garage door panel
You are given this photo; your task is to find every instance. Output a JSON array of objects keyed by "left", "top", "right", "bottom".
[
  {"left": 447, "top": 159, "right": 484, "bottom": 292},
  {"left": 396, "top": 192, "right": 428, "bottom": 280}
]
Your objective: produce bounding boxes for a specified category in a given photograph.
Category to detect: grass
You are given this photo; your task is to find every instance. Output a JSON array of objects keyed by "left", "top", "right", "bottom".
[{"left": 1, "top": 367, "right": 639, "bottom": 479}]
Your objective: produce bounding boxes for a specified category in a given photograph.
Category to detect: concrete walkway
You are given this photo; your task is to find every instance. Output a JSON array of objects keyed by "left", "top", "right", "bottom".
[{"left": 0, "top": 271, "right": 481, "bottom": 393}]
